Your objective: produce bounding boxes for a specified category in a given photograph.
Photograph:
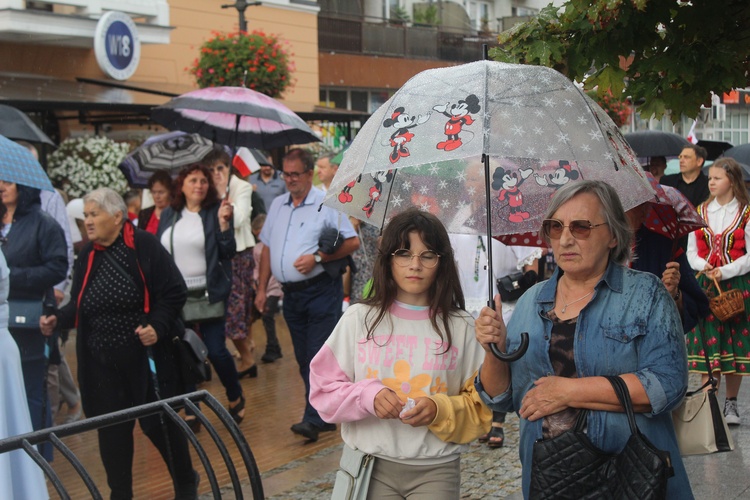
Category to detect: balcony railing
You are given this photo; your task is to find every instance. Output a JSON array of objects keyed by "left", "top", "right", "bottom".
[{"left": 319, "top": 15, "right": 497, "bottom": 63}]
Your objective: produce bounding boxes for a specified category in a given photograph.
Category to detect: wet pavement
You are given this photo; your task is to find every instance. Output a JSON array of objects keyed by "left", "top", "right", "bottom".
[{"left": 253, "top": 373, "right": 750, "bottom": 499}]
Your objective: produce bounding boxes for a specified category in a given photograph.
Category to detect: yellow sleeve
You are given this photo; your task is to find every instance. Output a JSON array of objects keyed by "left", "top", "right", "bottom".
[{"left": 427, "top": 371, "right": 492, "bottom": 444}]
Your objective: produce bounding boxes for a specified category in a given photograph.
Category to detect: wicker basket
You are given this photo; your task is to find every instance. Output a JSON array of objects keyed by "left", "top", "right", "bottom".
[{"left": 709, "top": 277, "right": 745, "bottom": 322}]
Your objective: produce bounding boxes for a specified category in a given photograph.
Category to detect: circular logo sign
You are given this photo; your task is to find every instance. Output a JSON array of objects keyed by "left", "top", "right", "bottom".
[{"left": 94, "top": 12, "right": 141, "bottom": 81}]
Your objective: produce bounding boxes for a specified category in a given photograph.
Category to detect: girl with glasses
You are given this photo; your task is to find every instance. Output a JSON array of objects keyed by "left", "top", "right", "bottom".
[{"left": 309, "top": 208, "right": 491, "bottom": 499}]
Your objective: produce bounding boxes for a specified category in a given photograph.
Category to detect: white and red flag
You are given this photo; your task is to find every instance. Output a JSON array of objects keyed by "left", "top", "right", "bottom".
[
  {"left": 232, "top": 147, "right": 261, "bottom": 177},
  {"left": 686, "top": 119, "right": 698, "bottom": 144}
]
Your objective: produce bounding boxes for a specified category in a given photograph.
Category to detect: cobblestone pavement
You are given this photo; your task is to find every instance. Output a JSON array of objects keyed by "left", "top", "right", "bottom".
[{"left": 263, "top": 412, "right": 523, "bottom": 499}]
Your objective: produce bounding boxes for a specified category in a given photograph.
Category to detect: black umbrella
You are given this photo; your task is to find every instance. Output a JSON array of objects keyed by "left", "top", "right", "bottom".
[
  {"left": 624, "top": 130, "right": 690, "bottom": 158},
  {"left": 697, "top": 140, "right": 733, "bottom": 161},
  {"left": 0, "top": 104, "right": 55, "bottom": 146},
  {"left": 721, "top": 144, "right": 750, "bottom": 166}
]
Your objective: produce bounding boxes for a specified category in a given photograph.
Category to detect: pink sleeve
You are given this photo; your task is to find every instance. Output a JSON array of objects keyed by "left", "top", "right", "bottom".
[{"left": 310, "top": 345, "right": 386, "bottom": 423}]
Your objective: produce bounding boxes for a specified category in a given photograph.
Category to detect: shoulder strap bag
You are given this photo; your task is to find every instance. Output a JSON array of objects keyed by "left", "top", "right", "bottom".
[
  {"left": 331, "top": 444, "right": 375, "bottom": 500},
  {"left": 169, "top": 213, "right": 225, "bottom": 323},
  {"left": 529, "top": 375, "right": 674, "bottom": 500},
  {"left": 671, "top": 318, "right": 734, "bottom": 455},
  {"left": 102, "top": 246, "right": 211, "bottom": 385}
]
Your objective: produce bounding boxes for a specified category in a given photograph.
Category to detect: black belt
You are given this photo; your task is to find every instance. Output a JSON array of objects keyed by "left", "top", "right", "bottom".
[{"left": 281, "top": 273, "right": 330, "bottom": 293}]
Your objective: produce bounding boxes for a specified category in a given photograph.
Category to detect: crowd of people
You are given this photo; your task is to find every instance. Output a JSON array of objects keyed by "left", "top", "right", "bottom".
[{"left": 2, "top": 134, "right": 747, "bottom": 499}]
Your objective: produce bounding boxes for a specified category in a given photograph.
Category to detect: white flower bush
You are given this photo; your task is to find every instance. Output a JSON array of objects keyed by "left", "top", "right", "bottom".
[{"left": 48, "top": 136, "right": 130, "bottom": 198}]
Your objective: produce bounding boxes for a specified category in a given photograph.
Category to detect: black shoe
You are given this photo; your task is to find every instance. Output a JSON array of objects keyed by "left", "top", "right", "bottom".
[
  {"left": 319, "top": 423, "right": 337, "bottom": 433},
  {"left": 237, "top": 365, "right": 258, "bottom": 378},
  {"left": 261, "top": 351, "right": 282, "bottom": 363},
  {"left": 174, "top": 470, "right": 199, "bottom": 500},
  {"left": 291, "top": 421, "right": 319, "bottom": 442},
  {"left": 228, "top": 395, "right": 246, "bottom": 424}
]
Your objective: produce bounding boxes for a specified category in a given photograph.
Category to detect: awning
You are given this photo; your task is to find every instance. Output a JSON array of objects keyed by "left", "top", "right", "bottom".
[
  {"left": 76, "top": 77, "right": 372, "bottom": 122},
  {"left": 0, "top": 72, "right": 167, "bottom": 112},
  {"left": 0, "top": 72, "right": 370, "bottom": 134}
]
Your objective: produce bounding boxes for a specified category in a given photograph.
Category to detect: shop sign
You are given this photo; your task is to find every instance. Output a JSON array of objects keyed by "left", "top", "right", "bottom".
[{"left": 94, "top": 11, "right": 141, "bottom": 81}]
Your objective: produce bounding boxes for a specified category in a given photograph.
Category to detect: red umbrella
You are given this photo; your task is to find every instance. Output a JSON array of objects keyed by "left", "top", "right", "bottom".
[
  {"left": 642, "top": 172, "right": 706, "bottom": 242},
  {"left": 643, "top": 184, "right": 705, "bottom": 241}
]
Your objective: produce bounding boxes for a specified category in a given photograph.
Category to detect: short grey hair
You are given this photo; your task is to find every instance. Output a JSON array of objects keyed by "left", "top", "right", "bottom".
[
  {"left": 542, "top": 180, "right": 632, "bottom": 264},
  {"left": 83, "top": 188, "right": 128, "bottom": 221}
]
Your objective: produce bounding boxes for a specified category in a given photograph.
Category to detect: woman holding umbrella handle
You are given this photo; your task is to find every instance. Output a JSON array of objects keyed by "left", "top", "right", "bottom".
[{"left": 475, "top": 180, "right": 692, "bottom": 498}]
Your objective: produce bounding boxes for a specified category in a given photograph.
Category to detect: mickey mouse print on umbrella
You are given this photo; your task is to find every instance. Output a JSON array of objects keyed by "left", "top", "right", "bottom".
[{"left": 323, "top": 60, "right": 656, "bottom": 360}]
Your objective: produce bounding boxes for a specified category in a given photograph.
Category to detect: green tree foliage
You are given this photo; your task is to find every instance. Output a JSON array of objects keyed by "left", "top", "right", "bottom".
[{"left": 489, "top": 0, "right": 750, "bottom": 121}]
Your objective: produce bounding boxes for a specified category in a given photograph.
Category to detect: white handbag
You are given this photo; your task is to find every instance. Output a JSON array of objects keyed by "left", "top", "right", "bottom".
[
  {"left": 331, "top": 445, "right": 374, "bottom": 500},
  {"left": 672, "top": 384, "right": 734, "bottom": 455}
]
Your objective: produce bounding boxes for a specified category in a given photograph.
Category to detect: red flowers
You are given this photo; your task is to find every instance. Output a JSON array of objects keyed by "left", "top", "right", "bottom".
[{"left": 189, "top": 30, "right": 294, "bottom": 97}]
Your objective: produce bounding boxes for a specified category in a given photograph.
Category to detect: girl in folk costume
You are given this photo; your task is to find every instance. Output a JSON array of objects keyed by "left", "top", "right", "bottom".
[
  {"left": 687, "top": 157, "right": 750, "bottom": 425},
  {"left": 309, "top": 209, "right": 491, "bottom": 498}
]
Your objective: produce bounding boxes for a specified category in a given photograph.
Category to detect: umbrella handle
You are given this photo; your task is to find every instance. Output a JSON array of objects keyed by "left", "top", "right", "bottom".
[{"left": 489, "top": 332, "right": 529, "bottom": 362}]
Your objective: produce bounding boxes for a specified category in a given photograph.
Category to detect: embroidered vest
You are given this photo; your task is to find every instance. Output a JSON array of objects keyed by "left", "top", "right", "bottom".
[{"left": 694, "top": 202, "right": 750, "bottom": 266}]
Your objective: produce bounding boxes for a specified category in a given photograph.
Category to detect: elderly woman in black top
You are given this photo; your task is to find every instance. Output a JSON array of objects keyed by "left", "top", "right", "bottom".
[{"left": 40, "top": 188, "right": 197, "bottom": 500}]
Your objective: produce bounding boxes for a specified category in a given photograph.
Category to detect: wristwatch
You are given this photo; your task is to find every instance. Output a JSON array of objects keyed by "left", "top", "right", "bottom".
[{"left": 314, "top": 253, "right": 323, "bottom": 264}]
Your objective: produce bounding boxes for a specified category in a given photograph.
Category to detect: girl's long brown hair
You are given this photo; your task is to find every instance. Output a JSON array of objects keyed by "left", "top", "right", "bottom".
[
  {"left": 706, "top": 157, "right": 750, "bottom": 207},
  {"left": 362, "top": 208, "right": 465, "bottom": 352},
  {"left": 170, "top": 163, "right": 220, "bottom": 211}
]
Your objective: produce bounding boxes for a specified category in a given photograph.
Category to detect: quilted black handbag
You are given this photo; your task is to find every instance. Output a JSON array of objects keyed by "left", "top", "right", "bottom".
[{"left": 529, "top": 376, "right": 674, "bottom": 500}]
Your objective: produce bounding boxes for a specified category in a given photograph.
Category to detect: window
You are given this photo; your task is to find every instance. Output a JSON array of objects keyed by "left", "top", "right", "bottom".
[
  {"left": 350, "top": 91, "right": 368, "bottom": 112},
  {"left": 329, "top": 90, "right": 348, "bottom": 110}
]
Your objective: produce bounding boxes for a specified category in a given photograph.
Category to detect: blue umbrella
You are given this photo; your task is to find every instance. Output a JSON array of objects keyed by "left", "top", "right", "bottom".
[{"left": 0, "top": 134, "right": 55, "bottom": 191}]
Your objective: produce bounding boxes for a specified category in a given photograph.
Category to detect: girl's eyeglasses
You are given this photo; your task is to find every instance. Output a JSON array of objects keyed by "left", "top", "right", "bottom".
[
  {"left": 391, "top": 249, "right": 440, "bottom": 268},
  {"left": 542, "top": 219, "right": 609, "bottom": 240}
]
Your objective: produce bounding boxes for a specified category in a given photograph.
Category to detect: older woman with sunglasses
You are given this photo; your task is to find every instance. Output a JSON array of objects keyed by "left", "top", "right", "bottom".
[{"left": 475, "top": 180, "right": 692, "bottom": 498}]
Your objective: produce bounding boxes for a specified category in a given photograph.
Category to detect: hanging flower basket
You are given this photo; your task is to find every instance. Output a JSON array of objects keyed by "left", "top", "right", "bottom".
[
  {"left": 189, "top": 30, "right": 294, "bottom": 97},
  {"left": 47, "top": 136, "right": 130, "bottom": 198}
]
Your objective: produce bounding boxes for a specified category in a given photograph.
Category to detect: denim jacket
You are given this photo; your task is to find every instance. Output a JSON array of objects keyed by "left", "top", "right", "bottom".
[{"left": 476, "top": 261, "right": 693, "bottom": 499}]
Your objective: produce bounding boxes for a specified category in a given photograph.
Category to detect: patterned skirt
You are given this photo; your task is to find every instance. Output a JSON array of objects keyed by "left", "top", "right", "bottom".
[
  {"left": 687, "top": 273, "right": 750, "bottom": 375},
  {"left": 224, "top": 248, "right": 255, "bottom": 340}
]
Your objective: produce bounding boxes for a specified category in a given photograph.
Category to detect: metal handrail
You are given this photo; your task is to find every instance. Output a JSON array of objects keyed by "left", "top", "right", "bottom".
[{"left": 0, "top": 390, "right": 264, "bottom": 499}]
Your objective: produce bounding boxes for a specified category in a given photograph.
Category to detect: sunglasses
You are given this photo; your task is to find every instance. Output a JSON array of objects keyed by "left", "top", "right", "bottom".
[
  {"left": 542, "top": 219, "right": 609, "bottom": 240},
  {"left": 391, "top": 249, "right": 441, "bottom": 268}
]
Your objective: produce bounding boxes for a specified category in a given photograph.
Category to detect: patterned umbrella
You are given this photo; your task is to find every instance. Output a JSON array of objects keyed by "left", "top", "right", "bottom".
[
  {"left": 150, "top": 86, "right": 319, "bottom": 150},
  {"left": 0, "top": 134, "right": 54, "bottom": 191},
  {"left": 118, "top": 131, "right": 214, "bottom": 188},
  {"left": 642, "top": 174, "right": 706, "bottom": 241},
  {"left": 324, "top": 61, "right": 654, "bottom": 237},
  {"left": 322, "top": 60, "right": 656, "bottom": 361}
]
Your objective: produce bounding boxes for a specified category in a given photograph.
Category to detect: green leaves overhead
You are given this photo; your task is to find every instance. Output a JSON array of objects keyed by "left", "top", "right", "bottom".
[{"left": 490, "top": 0, "right": 750, "bottom": 122}]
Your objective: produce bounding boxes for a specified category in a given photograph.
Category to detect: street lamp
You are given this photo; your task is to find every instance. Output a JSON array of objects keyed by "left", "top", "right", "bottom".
[{"left": 221, "top": 1, "right": 261, "bottom": 33}]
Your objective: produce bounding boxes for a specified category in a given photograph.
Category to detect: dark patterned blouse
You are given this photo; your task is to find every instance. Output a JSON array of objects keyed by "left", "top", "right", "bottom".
[
  {"left": 81, "top": 236, "right": 144, "bottom": 364},
  {"left": 542, "top": 310, "right": 581, "bottom": 439}
]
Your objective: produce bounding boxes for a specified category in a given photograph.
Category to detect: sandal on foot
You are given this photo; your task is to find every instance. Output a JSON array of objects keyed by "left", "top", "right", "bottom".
[
  {"left": 477, "top": 431, "right": 490, "bottom": 443},
  {"left": 228, "top": 395, "right": 246, "bottom": 424},
  {"left": 487, "top": 422, "right": 504, "bottom": 449}
]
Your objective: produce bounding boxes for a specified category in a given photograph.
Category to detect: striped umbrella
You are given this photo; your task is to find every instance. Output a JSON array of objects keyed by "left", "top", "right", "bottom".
[
  {"left": 118, "top": 131, "right": 214, "bottom": 188},
  {"left": 151, "top": 86, "right": 320, "bottom": 150}
]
